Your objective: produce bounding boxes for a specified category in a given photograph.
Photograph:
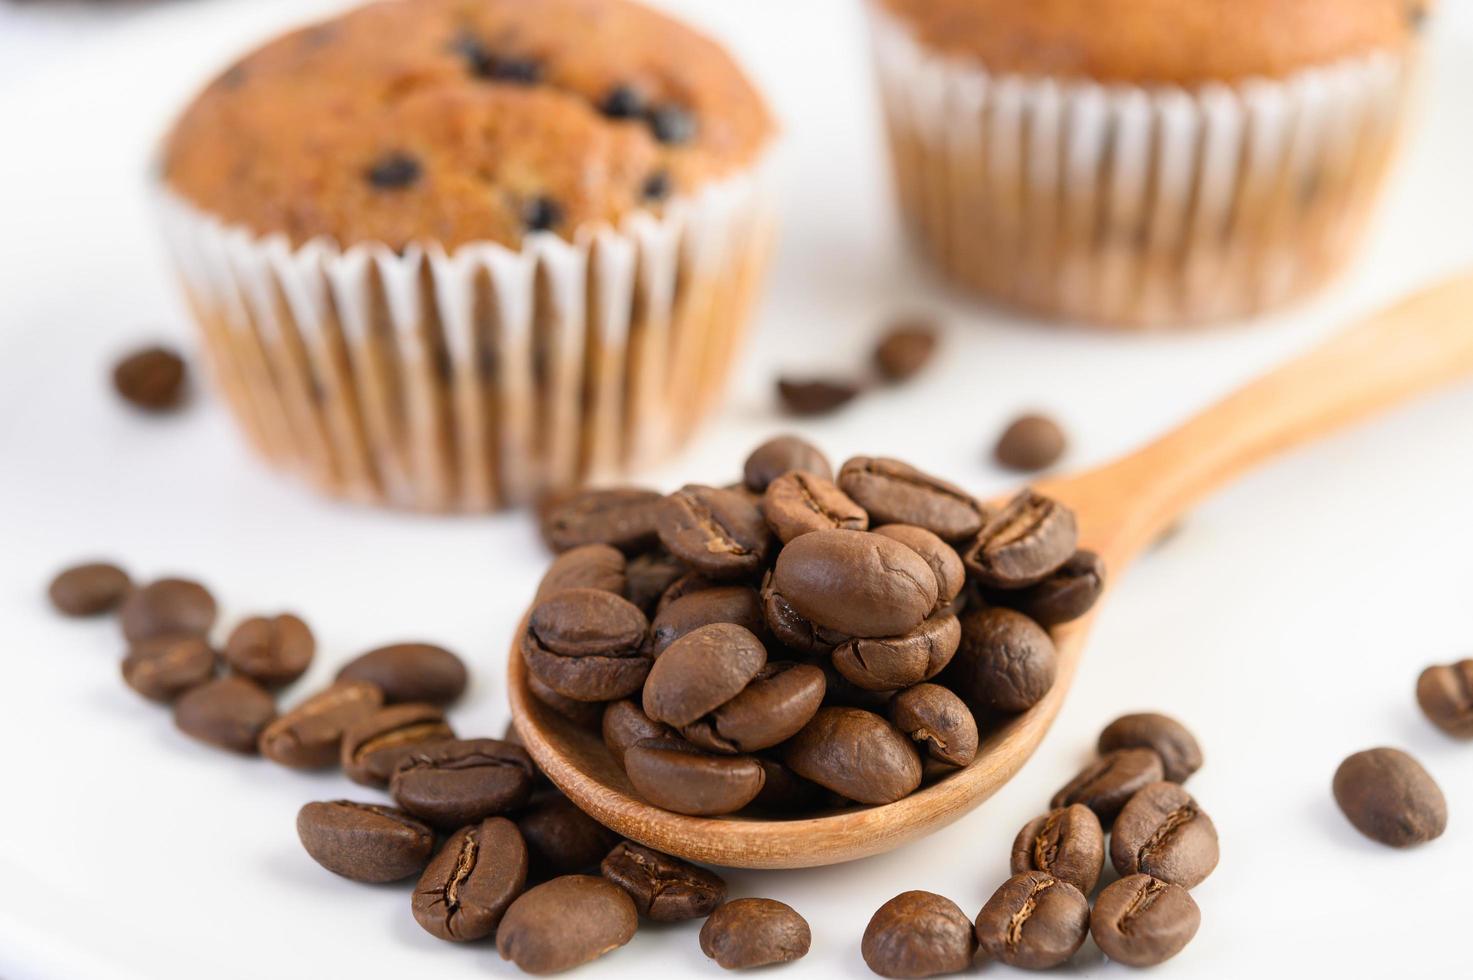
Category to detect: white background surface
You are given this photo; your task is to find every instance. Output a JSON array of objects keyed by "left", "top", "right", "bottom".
[{"left": 2, "top": 1, "right": 1472, "bottom": 977}]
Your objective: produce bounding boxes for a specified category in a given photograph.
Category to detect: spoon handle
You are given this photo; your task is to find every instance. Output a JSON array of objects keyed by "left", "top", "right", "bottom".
[{"left": 1054, "top": 270, "right": 1473, "bottom": 563}]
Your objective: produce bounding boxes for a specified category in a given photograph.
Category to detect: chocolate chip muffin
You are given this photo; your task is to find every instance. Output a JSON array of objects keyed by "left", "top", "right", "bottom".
[
  {"left": 158, "top": 0, "right": 776, "bottom": 510},
  {"left": 869, "top": 0, "right": 1429, "bottom": 328}
]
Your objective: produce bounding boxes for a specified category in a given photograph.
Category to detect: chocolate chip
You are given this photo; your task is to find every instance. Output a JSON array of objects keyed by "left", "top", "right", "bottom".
[
  {"left": 649, "top": 105, "right": 697, "bottom": 145},
  {"left": 523, "top": 197, "right": 563, "bottom": 233},
  {"left": 601, "top": 84, "right": 647, "bottom": 119},
  {"left": 777, "top": 377, "right": 861, "bottom": 417},
  {"left": 367, "top": 154, "right": 421, "bottom": 190},
  {"left": 642, "top": 171, "right": 672, "bottom": 202}
]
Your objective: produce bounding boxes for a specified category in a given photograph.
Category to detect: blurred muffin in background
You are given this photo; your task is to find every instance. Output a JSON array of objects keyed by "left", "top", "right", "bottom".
[
  {"left": 868, "top": 0, "right": 1429, "bottom": 328},
  {"left": 159, "top": 0, "right": 775, "bottom": 511}
]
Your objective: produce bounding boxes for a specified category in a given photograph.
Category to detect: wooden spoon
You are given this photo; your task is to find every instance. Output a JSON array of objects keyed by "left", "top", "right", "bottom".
[{"left": 509, "top": 272, "right": 1473, "bottom": 869}]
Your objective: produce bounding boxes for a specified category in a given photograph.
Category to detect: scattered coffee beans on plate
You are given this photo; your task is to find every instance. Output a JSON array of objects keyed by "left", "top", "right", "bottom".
[
  {"left": 296, "top": 800, "right": 435, "bottom": 883},
  {"left": 1091, "top": 874, "right": 1201, "bottom": 968},
  {"left": 1333, "top": 747, "right": 1447, "bottom": 847},
  {"left": 1416, "top": 659, "right": 1473, "bottom": 737},
  {"left": 225, "top": 613, "right": 315, "bottom": 689},
  {"left": 861, "top": 890, "right": 975, "bottom": 978},
  {"left": 973, "top": 871, "right": 1089, "bottom": 969},
  {"left": 336, "top": 642, "right": 468, "bottom": 706},
  {"left": 700, "top": 897, "right": 812, "bottom": 970},
  {"left": 873, "top": 320, "right": 939, "bottom": 383},
  {"left": 497, "top": 875, "right": 638, "bottom": 973},
  {"left": 119, "top": 577, "right": 217, "bottom": 643},
  {"left": 48, "top": 560, "right": 132, "bottom": 616}
]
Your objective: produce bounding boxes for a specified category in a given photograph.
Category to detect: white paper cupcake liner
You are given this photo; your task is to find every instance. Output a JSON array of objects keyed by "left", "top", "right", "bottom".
[
  {"left": 156, "top": 162, "right": 776, "bottom": 511},
  {"left": 868, "top": 3, "right": 1414, "bottom": 328}
]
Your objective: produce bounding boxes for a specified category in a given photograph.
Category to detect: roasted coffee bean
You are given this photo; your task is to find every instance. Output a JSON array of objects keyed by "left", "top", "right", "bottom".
[
  {"left": 771, "top": 529, "right": 937, "bottom": 638},
  {"left": 121, "top": 634, "right": 216, "bottom": 703},
  {"left": 601, "top": 841, "right": 727, "bottom": 921},
  {"left": 296, "top": 800, "right": 434, "bottom": 883},
  {"left": 873, "top": 322, "right": 939, "bottom": 383},
  {"left": 335, "top": 642, "right": 466, "bottom": 706},
  {"left": 838, "top": 457, "right": 985, "bottom": 542},
  {"left": 643, "top": 623, "right": 767, "bottom": 728},
  {"left": 624, "top": 550, "right": 686, "bottom": 614},
  {"left": 120, "top": 577, "right": 217, "bottom": 643},
  {"left": 777, "top": 377, "right": 861, "bottom": 416},
  {"left": 683, "top": 662, "right": 826, "bottom": 754},
  {"left": 390, "top": 738, "right": 536, "bottom": 829},
  {"left": 871, "top": 525, "right": 964, "bottom": 608},
  {"left": 413, "top": 817, "right": 528, "bottom": 942},
  {"left": 656, "top": 571, "right": 721, "bottom": 613},
  {"left": 1416, "top": 659, "right": 1473, "bottom": 737},
  {"left": 743, "top": 435, "right": 833, "bottom": 492},
  {"left": 536, "top": 543, "right": 628, "bottom": 601},
  {"left": 650, "top": 586, "right": 766, "bottom": 656},
  {"left": 521, "top": 589, "right": 651, "bottom": 702},
  {"left": 518, "top": 793, "right": 621, "bottom": 877},
  {"left": 113, "top": 345, "right": 187, "bottom": 411},
  {"left": 964, "top": 490, "right": 1077, "bottom": 588},
  {"left": 700, "top": 898, "right": 811, "bottom": 970},
  {"left": 656, "top": 485, "right": 772, "bottom": 580},
  {"left": 541, "top": 487, "right": 664, "bottom": 555},
  {"left": 832, "top": 615, "right": 960, "bottom": 693},
  {"left": 862, "top": 890, "right": 975, "bottom": 979},
  {"left": 1010, "top": 804, "right": 1105, "bottom": 895},
  {"left": 224, "top": 613, "right": 314, "bottom": 689},
  {"left": 48, "top": 561, "right": 131, "bottom": 616},
  {"left": 340, "top": 703, "right": 454, "bottom": 787},
  {"left": 1111, "top": 782, "right": 1219, "bottom": 888},
  {"left": 366, "top": 152, "right": 421, "bottom": 189},
  {"left": 973, "top": 871, "right": 1089, "bottom": 970},
  {"left": 994, "top": 414, "right": 1067, "bottom": 472},
  {"left": 602, "top": 699, "right": 672, "bottom": 768},
  {"left": 625, "top": 736, "right": 766, "bottom": 816},
  {"left": 173, "top": 675, "right": 276, "bottom": 754},
  {"left": 498, "top": 875, "right": 637, "bottom": 973},
  {"left": 945, "top": 607, "right": 1056, "bottom": 713},
  {"left": 748, "top": 758, "right": 825, "bottom": 813},
  {"left": 1097, "top": 712, "right": 1202, "bottom": 783},
  {"left": 888, "top": 684, "right": 977, "bottom": 768},
  {"left": 1091, "top": 875, "right": 1200, "bottom": 967},
  {"left": 1332, "top": 747, "right": 1447, "bottom": 847},
  {"left": 1051, "top": 748, "right": 1165, "bottom": 826},
  {"left": 527, "top": 670, "right": 606, "bottom": 727},
  {"left": 761, "top": 471, "right": 868, "bottom": 544},
  {"left": 1005, "top": 549, "right": 1105, "bottom": 627},
  {"left": 761, "top": 583, "right": 851, "bottom": 654},
  {"left": 259, "top": 681, "right": 382, "bottom": 768},
  {"left": 783, "top": 707, "right": 921, "bottom": 805}
]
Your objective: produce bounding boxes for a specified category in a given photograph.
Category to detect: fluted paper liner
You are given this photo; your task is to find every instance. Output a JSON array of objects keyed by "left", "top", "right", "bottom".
[
  {"left": 868, "top": 3, "right": 1414, "bottom": 328},
  {"left": 157, "top": 164, "right": 775, "bottom": 510}
]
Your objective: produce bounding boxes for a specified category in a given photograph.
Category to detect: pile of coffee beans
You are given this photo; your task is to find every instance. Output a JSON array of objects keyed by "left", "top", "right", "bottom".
[
  {"left": 530, "top": 435, "right": 1102, "bottom": 817},
  {"left": 777, "top": 319, "right": 940, "bottom": 417},
  {"left": 861, "top": 711, "right": 1213, "bottom": 975}
]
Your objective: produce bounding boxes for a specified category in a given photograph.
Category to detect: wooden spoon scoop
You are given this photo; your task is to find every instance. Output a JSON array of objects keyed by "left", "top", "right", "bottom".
[{"left": 509, "top": 273, "right": 1473, "bottom": 869}]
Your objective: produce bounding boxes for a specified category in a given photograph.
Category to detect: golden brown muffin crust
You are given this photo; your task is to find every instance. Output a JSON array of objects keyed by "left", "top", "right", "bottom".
[
  {"left": 164, "top": 0, "right": 774, "bottom": 250},
  {"left": 875, "top": 0, "right": 1423, "bottom": 85}
]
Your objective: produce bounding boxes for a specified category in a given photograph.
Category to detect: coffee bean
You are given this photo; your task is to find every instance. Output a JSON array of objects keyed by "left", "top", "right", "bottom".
[
  {"left": 683, "top": 661, "right": 826, "bottom": 754},
  {"left": 838, "top": 458, "right": 985, "bottom": 542},
  {"left": 624, "top": 550, "right": 686, "bottom": 614},
  {"left": 224, "top": 613, "right": 314, "bottom": 689},
  {"left": 832, "top": 614, "right": 960, "bottom": 693},
  {"left": 771, "top": 529, "right": 937, "bottom": 638},
  {"left": 963, "top": 490, "right": 1077, "bottom": 588},
  {"left": 1051, "top": 748, "right": 1165, "bottom": 826},
  {"left": 1111, "top": 782, "right": 1219, "bottom": 888},
  {"left": 656, "top": 571, "right": 721, "bottom": 613},
  {"left": 173, "top": 675, "right": 276, "bottom": 754},
  {"left": 777, "top": 377, "right": 861, "bottom": 416},
  {"left": 522, "top": 589, "right": 652, "bottom": 702},
  {"left": 945, "top": 607, "right": 1056, "bottom": 713},
  {"left": 761, "top": 472, "right": 868, "bottom": 544},
  {"left": 48, "top": 561, "right": 131, "bottom": 616},
  {"left": 871, "top": 525, "right": 965, "bottom": 608},
  {"left": 1332, "top": 747, "right": 1447, "bottom": 847},
  {"left": 390, "top": 738, "right": 536, "bottom": 829},
  {"left": 540, "top": 487, "right": 664, "bottom": 555},
  {"left": 748, "top": 759, "right": 825, "bottom": 813},
  {"left": 259, "top": 681, "right": 382, "bottom": 768},
  {"left": 536, "top": 543, "right": 628, "bottom": 602},
  {"left": 625, "top": 736, "right": 766, "bottom": 816},
  {"left": 862, "top": 890, "right": 975, "bottom": 978},
  {"left": 743, "top": 435, "right": 833, "bottom": 492},
  {"left": 888, "top": 683, "right": 978, "bottom": 768},
  {"left": 335, "top": 642, "right": 467, "bottom": 706},
  {"left": 340, "top": 703, "right": 454, "bottom": 787},
  {"left": 113, "top": 345, "right": 187, "bottom": 411},
  {"left": 601, "top": 841, "right": 727, "bottom": 922},
  {"left": 602, "top": 699, "right": 672, "bottom": 768},
  {"left": 973, "top": 871, "right": 1089, "bottom": 970},
  {"left": 498, "top": 875, "right": 637, "bottom": 973},
  {"left": 366, "top": 152, "right": 421, "bottom": 189},
  {"left": 527, "top": 670, "right": 606, "bottom": 727},
  {"left": 656, "top": 485, "right": 772, "bottom": 580},
  {"left": 1002, "top": 549, "right": 1104, "bottom": 627},
  {"left": 1090, "top": 875, "right": 1200, "bottom": 967},
  {"left": 761, "top": 583, "right": 851, "bottom": 654},
  {"left": 296, "top": 800, "right": 435, "bottom": 883},
  {"left": 700, "top": 898, "right": 811, "bottom": 970},
  {"left": 413, "top": 817, "right": 529, "bottom": 942},
  {"left": 994, "top": 414, "right": 1067, "bottom": 472},
  {"left": 873, "top": 322, "right": 939, "bottom": 382},
  {"left": 643, "top": 623, "right": 767, "bottom": 728},
  {"left": 517, "top": 793, "right": 621, "bottom": 877},
  {"left": 649, "top": 104, "right": 697, "bottom": 144},
  {"left": 1009, "top": 804, "right": 1105, "bottom": 895},
  {"left": 120, "top": 577, "right": 217, "bottom": 643},
  {"left": 1416, "top": 659, "right": 1473, "bottom": 737},
  {"left": 650, "top": 586, "right": 766, "bottom": 656},
  {"left": 121, "top": 634, "right": 217, "bottom": 703},
  {"left": 1097, "top": 712, "right": 1202, "bottom": 783},
  {"left": 783, "top": 707, "right": 921, "bottom": 805}
]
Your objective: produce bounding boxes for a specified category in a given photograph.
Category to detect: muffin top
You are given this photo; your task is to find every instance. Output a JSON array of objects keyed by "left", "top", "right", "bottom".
[
  {"left": 876, "top": 0, "right": 1423, "bottom": 86},
  {"left": 163, "top": 0, "right": 774, "bottom": 251}
]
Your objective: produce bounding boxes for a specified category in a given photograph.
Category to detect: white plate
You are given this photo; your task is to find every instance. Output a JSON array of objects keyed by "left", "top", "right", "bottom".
[{"left": 2, "top": 1, "right": 1472, "bottom": 977}]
